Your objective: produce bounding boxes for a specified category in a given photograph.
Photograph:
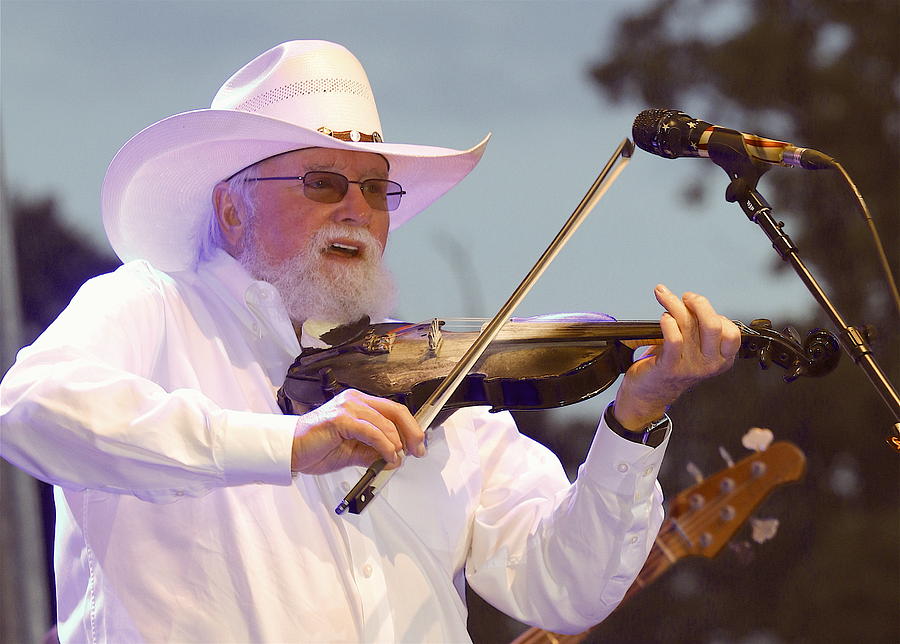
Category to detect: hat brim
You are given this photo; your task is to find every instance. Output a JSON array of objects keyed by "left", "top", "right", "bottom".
[{"left": 102, "top": 109, "right": 490, "bottom": 271}]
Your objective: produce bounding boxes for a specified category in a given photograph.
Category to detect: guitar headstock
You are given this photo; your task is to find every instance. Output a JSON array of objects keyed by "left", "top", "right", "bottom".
[{"left": 667, "top": 441, "right": 806, "bottom": 559}]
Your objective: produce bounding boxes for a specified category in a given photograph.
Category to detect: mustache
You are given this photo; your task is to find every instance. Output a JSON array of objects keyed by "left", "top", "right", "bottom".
[{"left": 309, "top": 224, "right": 385, "bottom": 258}]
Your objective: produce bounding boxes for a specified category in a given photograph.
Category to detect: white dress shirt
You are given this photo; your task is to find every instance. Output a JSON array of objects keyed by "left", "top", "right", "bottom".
[{"left": 0, "top": 250, "right": 668, "bottom": 643}]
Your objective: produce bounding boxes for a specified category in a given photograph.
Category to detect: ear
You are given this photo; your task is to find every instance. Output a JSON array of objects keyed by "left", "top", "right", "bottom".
[{"left": 212, "top": 182, "right": 247, "bottom": 254}]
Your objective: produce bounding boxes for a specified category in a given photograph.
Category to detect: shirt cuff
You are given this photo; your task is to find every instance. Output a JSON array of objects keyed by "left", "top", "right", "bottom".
[
  {"left": 219, "top": 410, "right": 297, "bottom": 486},
  {"left": 579, "top": 413, "right": 670, "bottom": 496}
]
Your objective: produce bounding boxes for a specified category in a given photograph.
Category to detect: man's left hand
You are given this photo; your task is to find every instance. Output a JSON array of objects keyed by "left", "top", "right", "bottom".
[{"left": 613, "top": 284, "right": 741, "bottom": 430}]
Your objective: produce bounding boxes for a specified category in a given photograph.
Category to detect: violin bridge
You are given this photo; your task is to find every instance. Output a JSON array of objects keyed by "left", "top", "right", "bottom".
[{"left": 427, "top": 318, "right": 444, "bottom": 355}]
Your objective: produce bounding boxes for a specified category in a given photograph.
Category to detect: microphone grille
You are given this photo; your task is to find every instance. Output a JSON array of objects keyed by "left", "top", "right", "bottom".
[{"left": 632, "top": 108, "right": 676, "bottom": 155}]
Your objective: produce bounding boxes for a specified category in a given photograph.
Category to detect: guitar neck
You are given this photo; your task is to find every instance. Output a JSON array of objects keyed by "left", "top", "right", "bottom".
[
  {"left": 506, "top": 441, "right": 804, "bottom": 644},
  {"left": 621, "top": 522, "right": 681, "bottom": 602}
]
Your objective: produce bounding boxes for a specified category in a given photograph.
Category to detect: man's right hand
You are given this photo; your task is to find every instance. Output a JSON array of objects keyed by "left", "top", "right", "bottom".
[{"left": 291, "top": 390, "right": 426, "bottom": 475}]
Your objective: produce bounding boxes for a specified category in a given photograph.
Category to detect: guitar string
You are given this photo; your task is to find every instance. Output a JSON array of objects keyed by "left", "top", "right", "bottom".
[{"left": 508, "top": 483, "right": 754, "bottom": 644}]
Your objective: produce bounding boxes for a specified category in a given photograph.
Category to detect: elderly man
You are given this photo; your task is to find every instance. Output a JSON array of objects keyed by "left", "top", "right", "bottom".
[{"left": 1, "top": 41, "right": 740, "bottom": 642}]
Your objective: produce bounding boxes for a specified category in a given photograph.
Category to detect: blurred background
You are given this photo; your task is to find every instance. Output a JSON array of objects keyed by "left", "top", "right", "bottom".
[{"left": 2, "top": 1, "right": 897, "bottom": 642}]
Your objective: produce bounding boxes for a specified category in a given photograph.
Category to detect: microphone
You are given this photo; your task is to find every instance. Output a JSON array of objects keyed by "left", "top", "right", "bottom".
[{"left": 632, "top": 109, "right": 834, "bottom": 170}]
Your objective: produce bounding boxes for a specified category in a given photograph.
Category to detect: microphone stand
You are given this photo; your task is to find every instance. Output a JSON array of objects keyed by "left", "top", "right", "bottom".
[{"left": 705, "top": 137, "right": 900, "bottom": 451}]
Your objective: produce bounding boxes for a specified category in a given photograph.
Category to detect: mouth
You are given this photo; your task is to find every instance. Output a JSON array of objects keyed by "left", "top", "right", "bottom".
[{"left": 325, "top": 240, "right": 363, "bottom": 259}]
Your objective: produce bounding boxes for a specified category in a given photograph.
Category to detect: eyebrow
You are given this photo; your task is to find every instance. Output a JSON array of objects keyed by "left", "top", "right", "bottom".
[{"left": 305, "top": 160, "right": 337, "bottom": 172}]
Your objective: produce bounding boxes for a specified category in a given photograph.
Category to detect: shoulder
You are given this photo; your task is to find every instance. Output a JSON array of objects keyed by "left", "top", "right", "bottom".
[
  {"left": 40, "top": 261, "right": 182, "bottom": 344},
  {"left": 69, "top": 260, "right": 201, "bottom": 318},
  {"left": 79, "top": 259, "right": 175, "bottom": 295}
]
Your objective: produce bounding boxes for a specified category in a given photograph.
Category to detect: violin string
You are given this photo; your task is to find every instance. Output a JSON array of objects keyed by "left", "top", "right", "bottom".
[
  {"left": 437, "top": 318, "right": 663, "bottom": 339},
  {"left": 440, "top": 317, "right": 657, "bottom": 324}
]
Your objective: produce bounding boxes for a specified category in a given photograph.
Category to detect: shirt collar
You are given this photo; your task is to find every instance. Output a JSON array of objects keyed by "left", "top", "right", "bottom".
[{"left": 196, "top": 249, "right": 302, "bottom": 357}]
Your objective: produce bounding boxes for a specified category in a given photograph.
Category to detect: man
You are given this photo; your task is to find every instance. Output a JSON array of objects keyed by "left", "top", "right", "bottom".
[{"left": 1, "top": 41, "right": 740, "bottom": 642}]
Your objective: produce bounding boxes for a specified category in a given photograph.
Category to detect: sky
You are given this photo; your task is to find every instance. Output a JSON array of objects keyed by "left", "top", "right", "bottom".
[{"left": 2, "top": 0, "right": 818, "bottom": 350}]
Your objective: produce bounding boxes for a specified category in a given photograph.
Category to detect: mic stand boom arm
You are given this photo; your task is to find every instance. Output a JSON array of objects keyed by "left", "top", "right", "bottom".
[{"left": 707, "top": 136, "right": 900, "bottom": 450}]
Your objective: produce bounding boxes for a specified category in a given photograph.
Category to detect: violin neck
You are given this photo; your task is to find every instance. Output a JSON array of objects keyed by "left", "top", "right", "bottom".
[
  {"left": 497, "top": 320, "right": 665, "bottom": 344},
  {"left": 620, "top": 338, "right": 664, "bottom": 350}
]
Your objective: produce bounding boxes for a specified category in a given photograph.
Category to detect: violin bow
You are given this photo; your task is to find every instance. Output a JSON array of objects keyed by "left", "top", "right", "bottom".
[{"left": 337, "top": 138, "right": 636, "bottom": 515}]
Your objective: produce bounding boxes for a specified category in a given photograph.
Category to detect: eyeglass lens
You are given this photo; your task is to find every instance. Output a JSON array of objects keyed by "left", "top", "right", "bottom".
[{"left": 303, "top": 171, "right": 404, "bottom": 212}]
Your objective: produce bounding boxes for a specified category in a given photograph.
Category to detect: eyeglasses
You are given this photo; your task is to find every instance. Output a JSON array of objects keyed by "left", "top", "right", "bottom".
[{"left": 245, "top": 171, "right": 406, "bottom": 212}]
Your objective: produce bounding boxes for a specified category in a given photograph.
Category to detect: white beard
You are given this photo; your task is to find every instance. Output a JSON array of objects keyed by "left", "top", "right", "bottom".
[{"left": 237, "top": 223, "right": 396, "bottom": 327}]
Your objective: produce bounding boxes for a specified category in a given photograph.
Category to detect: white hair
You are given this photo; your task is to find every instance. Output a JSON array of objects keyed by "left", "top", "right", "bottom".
[{"left": 197, "top": 163, "right": 261, "bottom": 262}]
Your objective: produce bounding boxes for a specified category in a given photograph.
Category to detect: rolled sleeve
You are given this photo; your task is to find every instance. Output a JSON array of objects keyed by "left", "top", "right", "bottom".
[{"left": 467, "top": 411, "right": 669, "bottom": 633}]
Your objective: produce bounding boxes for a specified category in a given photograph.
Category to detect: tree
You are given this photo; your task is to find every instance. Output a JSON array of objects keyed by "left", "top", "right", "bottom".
[
  {"left": 536, "top": 1, "right": 900, "bottom": 641},
  {"left": 591, "top": 0, "right": 899, "bottom": 332},
  {"left": 5, "top": 195, "right": 120, "bottom": 636},
  {"left": 13, "top": 196, "right": 121, "bottom": 343}
]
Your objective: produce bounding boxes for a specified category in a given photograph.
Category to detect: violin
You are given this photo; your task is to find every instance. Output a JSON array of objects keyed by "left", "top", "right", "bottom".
[
  {"left": 277, "top": 314, "right": 840, "bottom": 418},
  {"left": 286, "top": 141, "right": 843, "bottom": 515}
]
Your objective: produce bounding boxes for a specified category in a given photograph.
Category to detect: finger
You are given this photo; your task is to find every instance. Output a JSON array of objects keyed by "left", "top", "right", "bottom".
[
  {"left": 339, "top": 440, "right": 411, "bottom": 472},
  {"left": 719, "top": 315, "right": 742, "bottom": 360},
  {"left": 339, "top": 390, "right": 424, "bottom": 458},
  {"left": 682, "top": 292, "right": 723, "bottom": 359},
  {"left": 340, "top": 398, "right": 405, "bottom": 456},
  {"left": 364, "top": 395, "right": 426, "bottom": 457},
  {"left": 655, "top": 311, "right": 684, "bottom": 371},
  {"left": 329, "top": 410, "right": 402, "bottom": 465},
  {"left": 655, "top": 284, "right": 695, "bottom": 341},
  {"left": 325, "top": 391, "right": 404, "bottom": 462},
  {"left": 292, "top": 406, "right": 400, "bottom": 472},
  {"left": 342, "top": 441, "right": 389, "bottom": 469}
]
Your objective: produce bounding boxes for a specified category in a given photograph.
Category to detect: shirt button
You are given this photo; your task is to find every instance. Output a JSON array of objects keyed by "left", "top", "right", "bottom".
[
  {"left": 643, "top": 466, "right": 654, "bottom": 477},
  {"left": 341, "top": 481, "right": 350, "bottom": 492},
  {"left": 174, "top": 490, "right": 184, "bottom": 496},
  {"left": 617, "top": 463, "right": 629, "bottom": 473},
  {"left": 630, "top": 535, "right": 639, "bottom": 545},
  {"left": 362, "top": 563, "right": 373, "bottom": 578}
]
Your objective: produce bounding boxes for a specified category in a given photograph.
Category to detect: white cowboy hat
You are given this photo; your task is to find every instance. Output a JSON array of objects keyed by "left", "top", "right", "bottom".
[{"left": 101, "top": 40, "right": 490, "bottom": 271}]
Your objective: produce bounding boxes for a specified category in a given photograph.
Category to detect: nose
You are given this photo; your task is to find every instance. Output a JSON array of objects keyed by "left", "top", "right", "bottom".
[{"left": 332, "top": 183, "right": 371, "bottom": 227}]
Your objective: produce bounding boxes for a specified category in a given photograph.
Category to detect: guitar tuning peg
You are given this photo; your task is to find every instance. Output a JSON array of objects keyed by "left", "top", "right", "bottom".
[
  {"left": 718, "top": 446, "right": 734, "bottom": 468},
  {"left": 750, "top": 517, "right": 780, "bottom": 544},
  {"left": 741, "top": 427, "right": 774, "bottom": 452},
  {"left": 686, "top": 461, "right": 704, "bottom": 484}
]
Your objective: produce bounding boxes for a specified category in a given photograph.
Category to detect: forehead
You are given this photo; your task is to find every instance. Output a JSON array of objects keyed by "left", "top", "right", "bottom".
[{"left": 258, "top": 147, "right": 389, "bottom": 176}]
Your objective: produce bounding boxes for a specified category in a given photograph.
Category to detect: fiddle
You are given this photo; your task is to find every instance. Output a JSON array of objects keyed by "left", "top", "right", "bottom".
[
  {"left": 295, "top": 140, "right": 839, "bottom": 515},
  {"left": 277, "top": 314, "right": 840, "bottom": 418}
]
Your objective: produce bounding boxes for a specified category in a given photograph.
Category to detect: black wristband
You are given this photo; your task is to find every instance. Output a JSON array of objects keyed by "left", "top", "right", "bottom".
[{"left": 604, "top": 402, "right": 670, "bottom": 448}]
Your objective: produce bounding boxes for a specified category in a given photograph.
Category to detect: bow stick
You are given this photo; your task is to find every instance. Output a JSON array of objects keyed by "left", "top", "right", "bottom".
[{"left": 336, "top": 138, "right": 636, "bottom": 515}]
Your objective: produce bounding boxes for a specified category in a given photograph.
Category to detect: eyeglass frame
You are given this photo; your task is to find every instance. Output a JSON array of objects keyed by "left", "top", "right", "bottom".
[{"left": 243, "top": 171, "right": 407, "bottom": 212}]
